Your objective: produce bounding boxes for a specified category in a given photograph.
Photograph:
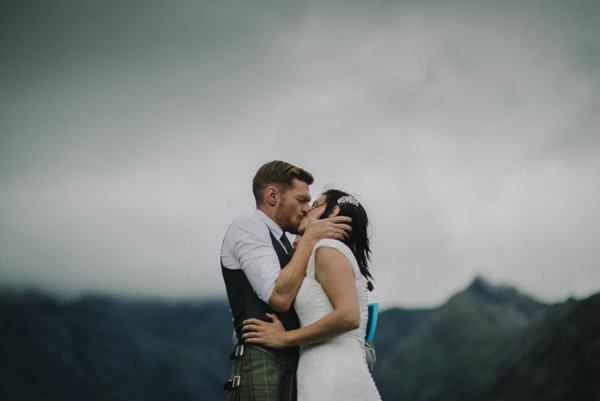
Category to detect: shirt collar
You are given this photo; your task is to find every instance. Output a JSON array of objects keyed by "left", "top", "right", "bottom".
[{"left": 254, "top": 209, "right": 285, "bottom": 239}]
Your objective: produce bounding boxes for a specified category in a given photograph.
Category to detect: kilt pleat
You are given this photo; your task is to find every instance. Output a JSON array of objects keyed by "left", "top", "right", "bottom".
[{"left": 225, "top": 345, "right": 298, "bottom": 401}]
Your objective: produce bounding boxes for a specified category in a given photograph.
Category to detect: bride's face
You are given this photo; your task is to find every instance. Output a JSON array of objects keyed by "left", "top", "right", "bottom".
[{"left": 297, "top": 195, "right": 328, "bottom": 233}]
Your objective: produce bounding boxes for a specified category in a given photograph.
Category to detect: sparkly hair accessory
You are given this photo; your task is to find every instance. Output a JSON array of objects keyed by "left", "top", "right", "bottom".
[{"left": 337, "top": 195, "right": 359, "bottom": 207}]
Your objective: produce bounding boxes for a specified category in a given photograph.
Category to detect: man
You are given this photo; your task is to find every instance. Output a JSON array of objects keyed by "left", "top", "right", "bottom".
[{"left": 221, "top": 160, "right": 351, "bottom": 401}]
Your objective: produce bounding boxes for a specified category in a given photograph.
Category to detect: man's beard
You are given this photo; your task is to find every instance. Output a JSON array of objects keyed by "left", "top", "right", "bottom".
[{"left": 275, "top": 198, "right": 301, "bottom": 234}]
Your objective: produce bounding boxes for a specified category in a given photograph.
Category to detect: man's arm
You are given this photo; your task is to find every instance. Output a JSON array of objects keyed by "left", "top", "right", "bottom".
[
  {"left": 225, "top": 215, "right": 284, "bottom": 304},
  {"left": 268, "top": 214, "right": 351, "bottom": 312},
  {"left": 243, "top": 245, "right": 360, "bottom": 347}
]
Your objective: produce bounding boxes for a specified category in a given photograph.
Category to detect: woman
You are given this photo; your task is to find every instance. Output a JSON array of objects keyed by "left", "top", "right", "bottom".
[{"left": 242, "top": 189, "right": 382, "bottom": 401}]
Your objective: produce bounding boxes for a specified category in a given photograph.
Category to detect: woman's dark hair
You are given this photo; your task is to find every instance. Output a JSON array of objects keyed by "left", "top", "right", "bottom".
[{"left": 320, "top": 189, "right": 374, "bottom": 291}]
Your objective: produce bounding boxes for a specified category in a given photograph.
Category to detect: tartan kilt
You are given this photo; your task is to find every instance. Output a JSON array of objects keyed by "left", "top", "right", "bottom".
[{"left": 225, "top": 345, "right": 299, "bottom": 401}]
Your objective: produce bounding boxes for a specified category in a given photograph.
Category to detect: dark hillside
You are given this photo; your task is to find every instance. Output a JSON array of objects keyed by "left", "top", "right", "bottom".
[
  {"left": 0, "top": 291, "right": 232, "bottom": 401},
  {"left": 1, "top": 279, "right": 598, "bottom": 401},
  {"left": 485, "top": 293, "right": 600, "bottom": 401},
  {"left": 373, "top": 277, "right": 550, "bottom": 401},
  {"left": 374, "top": 307, "right": 435, "bottom": 358}
]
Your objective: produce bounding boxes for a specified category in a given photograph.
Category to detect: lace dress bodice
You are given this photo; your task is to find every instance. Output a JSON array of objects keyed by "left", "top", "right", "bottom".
[{"left": 294, "top": 239, "right": 381, "bottom": 401}]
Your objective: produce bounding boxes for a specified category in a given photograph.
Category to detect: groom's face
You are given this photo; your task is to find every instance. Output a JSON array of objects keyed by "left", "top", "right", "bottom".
[{"left": 275, "top": 179, "right": 311, "bottom": 234}]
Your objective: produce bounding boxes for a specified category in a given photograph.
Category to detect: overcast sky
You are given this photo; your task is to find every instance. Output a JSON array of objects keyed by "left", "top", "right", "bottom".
[{"left": 1, "top": 0, "right": 599, "bottom": 309}]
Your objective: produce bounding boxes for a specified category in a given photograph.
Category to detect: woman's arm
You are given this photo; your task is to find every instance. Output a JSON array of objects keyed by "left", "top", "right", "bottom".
[
  {"left": 243, "top": 246, "right": 360, "bottom": 348},
  {"left": 268, "top": 216, "right": 352, "bottom": 312}
]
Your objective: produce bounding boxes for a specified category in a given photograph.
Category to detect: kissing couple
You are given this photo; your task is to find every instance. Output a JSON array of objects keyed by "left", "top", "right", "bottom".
[{"left": 221, "top": 160, "right": 382, "bottom": 401}]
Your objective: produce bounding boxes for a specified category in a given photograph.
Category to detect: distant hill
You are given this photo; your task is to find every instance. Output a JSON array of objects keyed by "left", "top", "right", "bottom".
[
  {"left": 0, "top": 291, "right": 232, "bottom": 401},
  {"left": 484, "top": 292, "right": 600, "bottom": 400},
  {"left": 372, "top": 277, "right": 599, "bottom": 401},
  {"left": 1, "top": 278, "right": 598, "bottom": 401}
]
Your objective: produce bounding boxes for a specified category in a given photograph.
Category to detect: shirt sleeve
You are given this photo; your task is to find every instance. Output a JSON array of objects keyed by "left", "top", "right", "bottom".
[{"left": 223, "top": 215, "right": 281, "bottom": 303}]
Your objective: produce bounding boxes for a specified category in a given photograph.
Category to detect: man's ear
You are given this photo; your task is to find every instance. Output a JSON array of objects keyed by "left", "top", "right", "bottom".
[
  {"left": 329, "top": 205, "right": 340, "bottom": 217},
  {"left": 265, "top": 186, "right": 279, "bottom": 206}
]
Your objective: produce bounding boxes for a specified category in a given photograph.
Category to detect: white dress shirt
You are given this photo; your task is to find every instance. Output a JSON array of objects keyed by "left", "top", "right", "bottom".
[{"left": 220, "top": 210, "right": 291, "bottom": 303}]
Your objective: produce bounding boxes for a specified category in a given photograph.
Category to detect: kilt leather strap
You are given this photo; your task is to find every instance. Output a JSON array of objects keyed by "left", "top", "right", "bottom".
[
  {"left": 229, "top": 345, "right": 245, "bottom": 360},
  {"left": 223, "top": 375, "right": 241, "bottom": 391},
  {"left": 223, "top": 344, "right": 298, "bottom": 401}
]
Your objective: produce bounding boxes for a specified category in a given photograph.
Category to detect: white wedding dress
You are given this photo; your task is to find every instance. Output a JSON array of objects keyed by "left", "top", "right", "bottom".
[{"left": 294, "top": 239, "right": 382, "bottom": 401}]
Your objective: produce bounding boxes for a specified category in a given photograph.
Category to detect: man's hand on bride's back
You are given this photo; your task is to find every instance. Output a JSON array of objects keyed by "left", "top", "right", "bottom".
[{"left": 242, "top": 313, "right": 288, "bottom": 349}]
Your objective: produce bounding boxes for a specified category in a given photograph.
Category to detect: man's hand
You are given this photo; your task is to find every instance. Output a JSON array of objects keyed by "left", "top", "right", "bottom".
[
  {"left": 302, "top": 207, "right": 352, "bottom": 242},
  {"left": 268, "top": 208, "right": 352, "bottom": 313},
  {"left": 242, "top": 313, "right": 288, "bottom": 349}
]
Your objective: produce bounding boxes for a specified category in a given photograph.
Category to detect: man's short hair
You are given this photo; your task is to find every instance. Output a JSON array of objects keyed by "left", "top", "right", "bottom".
[{"left": 252, "top": 160, "right": 314, "bottom": 206}]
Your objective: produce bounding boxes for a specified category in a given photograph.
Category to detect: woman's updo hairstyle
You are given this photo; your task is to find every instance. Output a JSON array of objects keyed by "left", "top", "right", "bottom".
[{"left": 320, "top": 189, "right": 374, "bottom": 291}]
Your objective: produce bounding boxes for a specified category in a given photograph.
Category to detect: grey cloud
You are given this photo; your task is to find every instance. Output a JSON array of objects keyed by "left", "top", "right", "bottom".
[{"left": 1, "top": 0, "right": 599, "bottom": 307}]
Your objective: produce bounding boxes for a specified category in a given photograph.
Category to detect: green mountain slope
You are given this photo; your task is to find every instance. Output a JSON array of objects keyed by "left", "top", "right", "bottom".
[
  {"left": 485, "top": 293, "right": 600, "bottom": 401},
  {"left": 373, "top": 277, "right": 600, "bottom": 401},
  {"left": 373, "top": 277, "right": 550, "bottom": 400},
  {"left": 1, "top": 278, "right": 598, "bottom": 401},
  {"left": 0, "top": 291, "right": 233, "bottom": 401}
]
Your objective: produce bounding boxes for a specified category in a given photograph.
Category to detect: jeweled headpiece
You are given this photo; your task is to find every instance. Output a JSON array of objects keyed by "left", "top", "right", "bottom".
[{"left": 337, "top": 195, "right": 359, "bottom": 207}]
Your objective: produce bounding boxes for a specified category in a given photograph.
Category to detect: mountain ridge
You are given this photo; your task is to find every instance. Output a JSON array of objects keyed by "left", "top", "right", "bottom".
[
  {"left": 1, "top": 277, "right": 598, "bottom": 401},
  {"left": 372, "top": 277, "right": 597, "bottom": 401}
]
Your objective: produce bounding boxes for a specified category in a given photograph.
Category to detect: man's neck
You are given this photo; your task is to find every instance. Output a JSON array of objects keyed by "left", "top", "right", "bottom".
[{"left": 257, "top": 206, "right": 283, "bottom": 231}]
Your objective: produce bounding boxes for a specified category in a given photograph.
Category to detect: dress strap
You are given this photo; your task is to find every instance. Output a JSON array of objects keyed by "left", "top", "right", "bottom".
[{"left": 309, "top": 239, "right": 359, "bottom": 279}]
